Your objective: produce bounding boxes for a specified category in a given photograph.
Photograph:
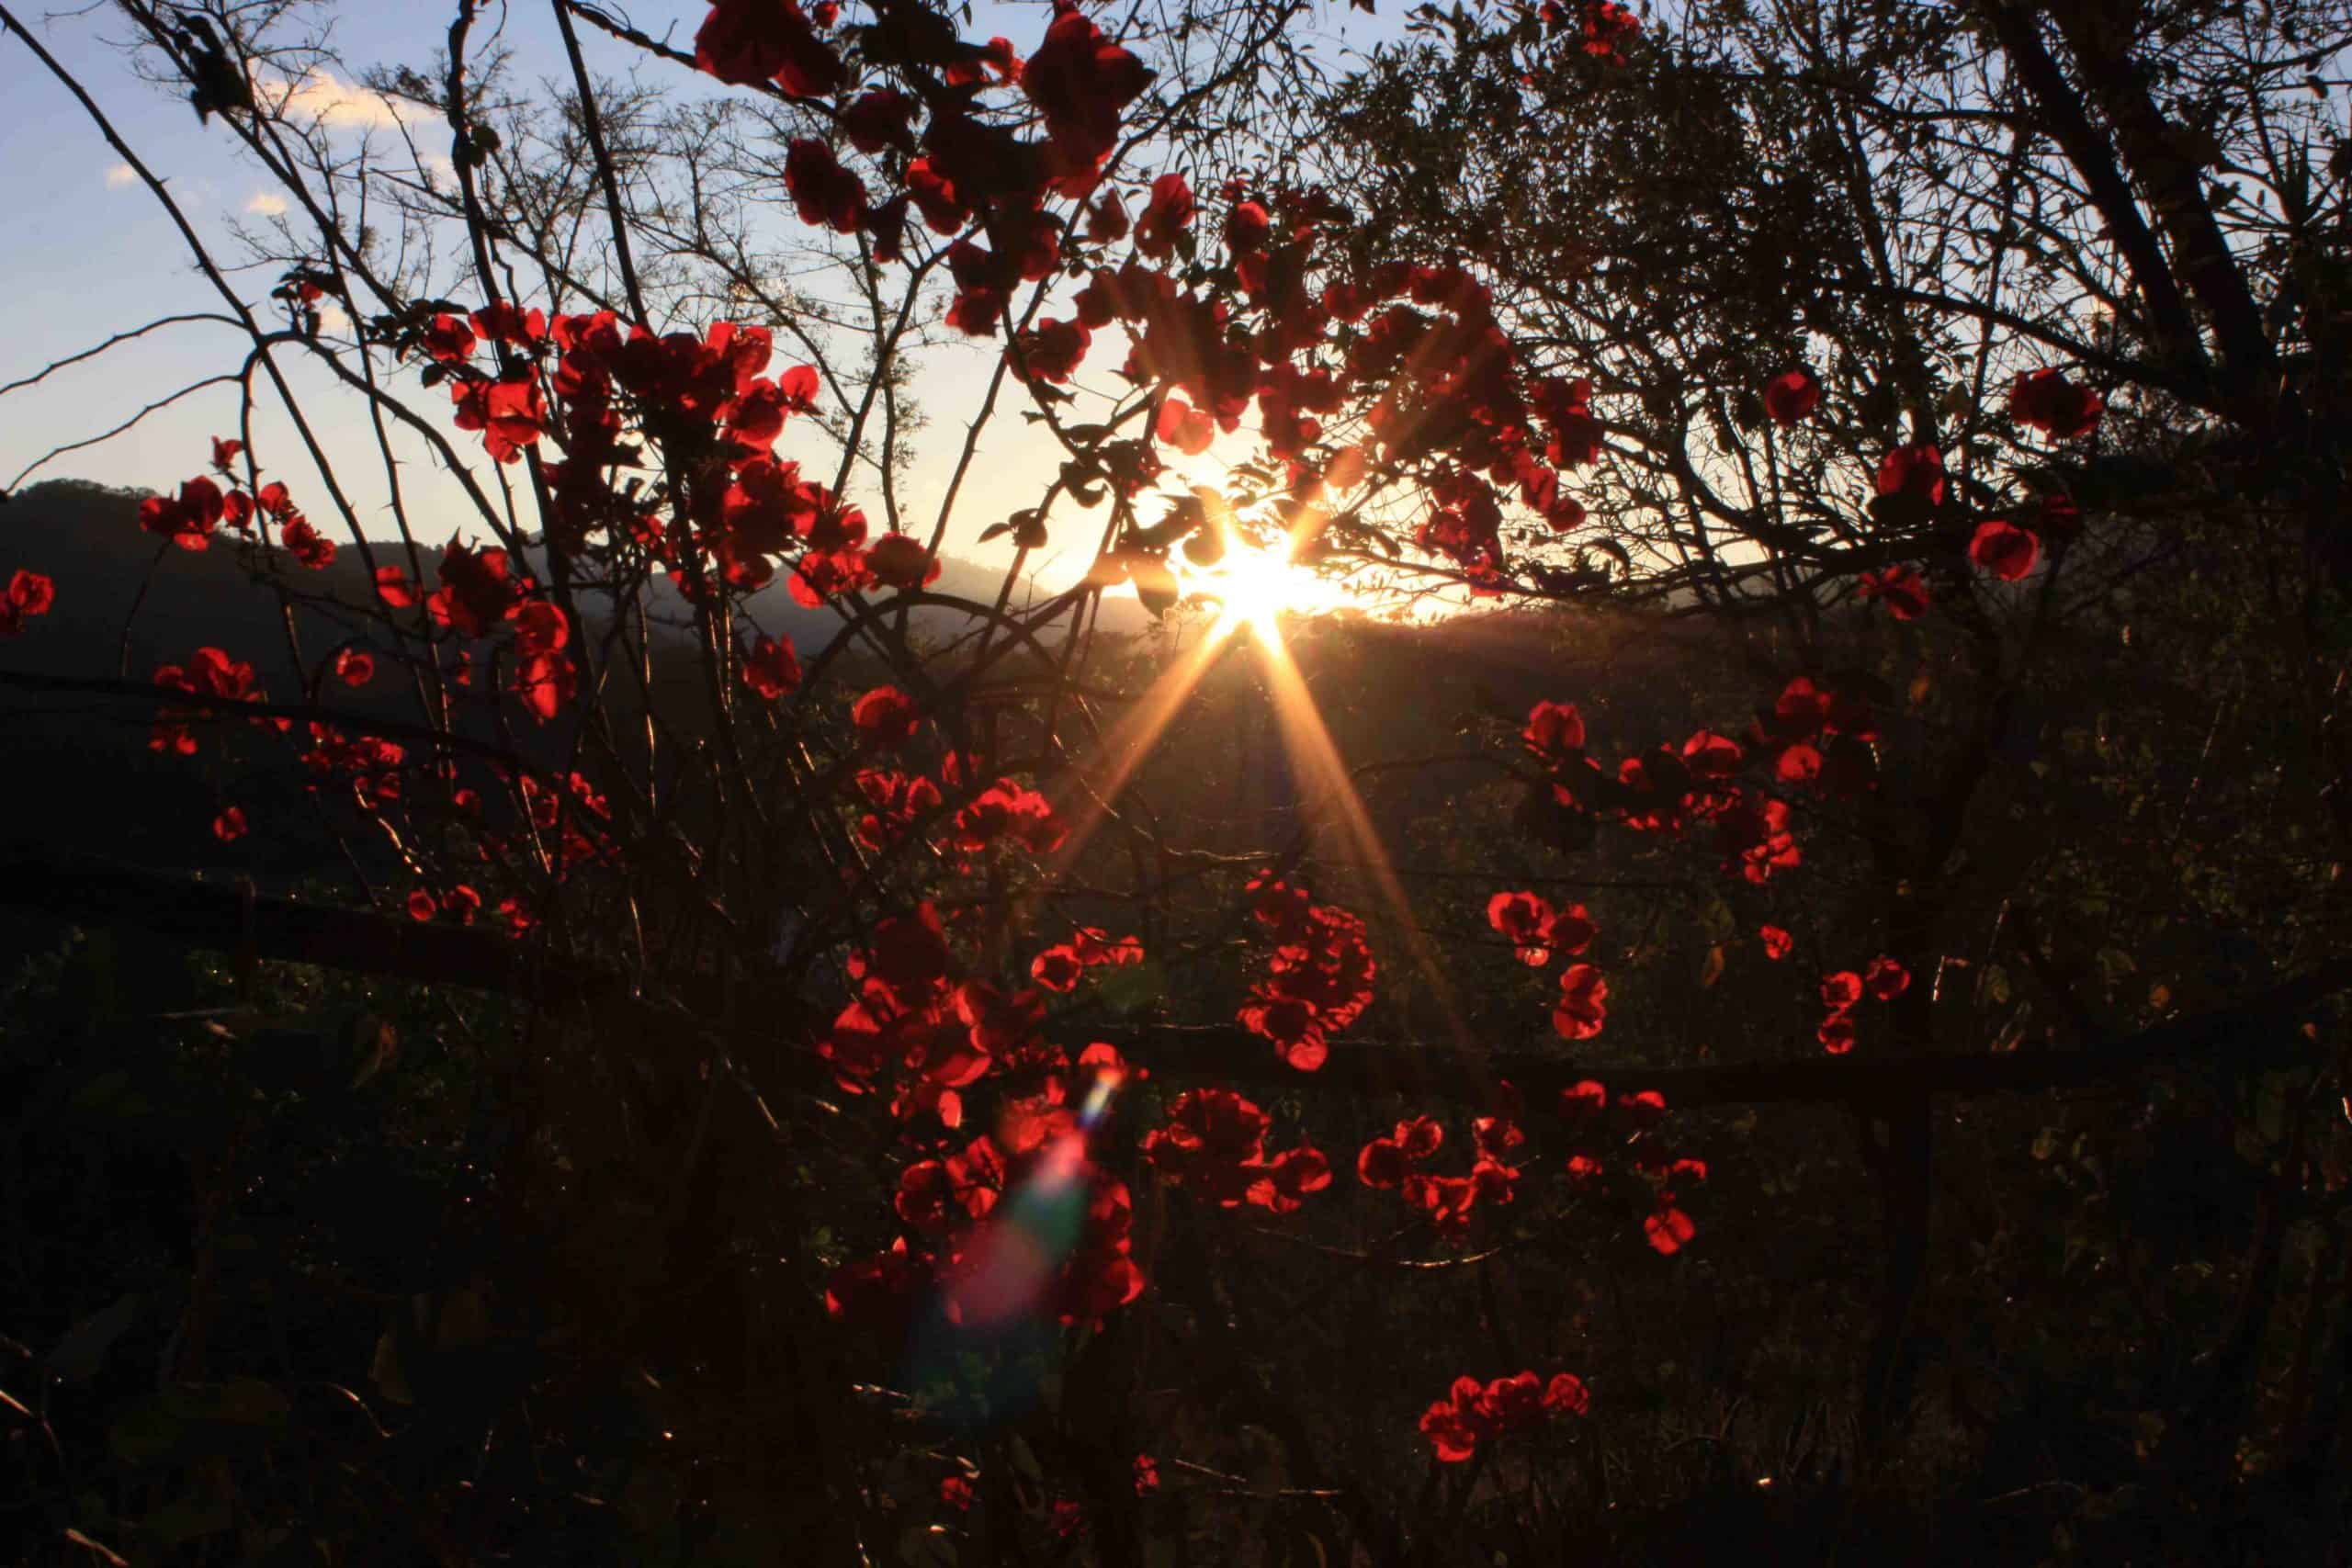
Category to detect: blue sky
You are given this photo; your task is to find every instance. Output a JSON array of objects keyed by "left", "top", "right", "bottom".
[{"left": 0, "top": 2, "right": 1404, "bottom": 592}]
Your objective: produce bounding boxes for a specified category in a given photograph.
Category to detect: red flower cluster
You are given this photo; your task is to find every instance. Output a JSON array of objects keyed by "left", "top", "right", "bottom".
[
  {"left": 139, "top": 476, "right": 227, "bottom": 550},
  {"left": 1143, "top": 1088, "right": 1332, "bottom": 1213},
  {"left": 0, "top": 570, "right": 53, "bottom": 637},
  {"left": 1358, "top": 1112, "right": 1524, "bottom": 1237},
  {"left": 152, "top": 647, "right": 264, "bottom": 755},
  {"left": 1519, "top": 697, "right": 1807, "bottom": 886},
  {"left": 1021, "top": 3, "right": 1153, "bottom": 174},
  {"left": 895, "top": 1134, "right": 1006, "bottom": 1234},
  {"left": 1029, "top": 926, "right": 1145, "bottom": 992},
  {"left": 1575, "top": 0, "right": 1640, "bottom": 59},
  {"left": 1486, "top": 889, "right": 1596, "bottom": 967},
  {"left": 407, "top": 885, "right": 485, "bottom": 925},
  {"left": 836, "top": 1139, "right": 1146, "bottom": 1337},
  {"left": 135, "top": 446, "right": 328, "bottom": 570},
  {"left": 854, "top": 767, "right": 943, "bottom": 850},
  {"left": 1419, "top": 1371, "right": 1590, "bottom": 1463},
  {"left": 694, "top": 0, "right": 842, "bottom": 96},
  {"left": 298, "top": 722, "right": 407, "bottom": 812},
  {"left": 1236, "top": 873, "right": 1377, "bottom": 1070},
  {"left": 1816, "top": 954, "right": 1909, "bottom": 1054},
  {"left": 947, "top": 777, "right": 1066, "bottom": 861},
  {"left": 2009, "top": 367, "right": 2104, "bottom": 441},
  {"left": 1555, "top": 1080, "right": 1707, "bottom": 1253},
  {"left": 449, "top": 375, "right": 548, "bottom": 464},
  {"left": 1759, "top": 674, "right": 1878, "bottom": 802}
]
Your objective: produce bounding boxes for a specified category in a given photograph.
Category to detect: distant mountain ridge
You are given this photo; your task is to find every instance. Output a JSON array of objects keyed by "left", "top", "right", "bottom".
[{"left": 0, "top": 478, "right": 1146, "bottom": 686}]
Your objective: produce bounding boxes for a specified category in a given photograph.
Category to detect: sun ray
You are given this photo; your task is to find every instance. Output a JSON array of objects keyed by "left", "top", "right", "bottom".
[
  {"left": 1249, "top": 613, "right": 1498, "bottom": 1099},
  {"left": 1035, "top": 621, "right": 1232, "bottom": 881}
]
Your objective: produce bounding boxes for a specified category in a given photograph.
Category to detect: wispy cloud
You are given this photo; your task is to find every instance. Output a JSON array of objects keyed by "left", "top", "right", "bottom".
[
  {"left": 104, "top": 163, "right": 137, "bottom": 188},
  {"left": 245, "top": 192, "right": 289, "bottom": 217},
  {"left": 257, "top": 67, "right": 433, "bottom": 131}
]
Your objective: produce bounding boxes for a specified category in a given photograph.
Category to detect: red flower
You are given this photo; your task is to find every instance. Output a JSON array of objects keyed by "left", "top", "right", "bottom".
[
  {"left": 895, "top": 1135, "right": 1006, "bottom": 1233},
  {"left": 1776, "top": 742, "right": 1823, "bottom": 785},
  {"left": 1487, "top": 890, "right": 1555, "bottom": 965},
  {"left": 1134, "top": 173, "right": 1195, "bottom": 260},
  {"left": 450, "top": 374, "right": 547, "bottom": 462},
  {"left": 784, "top": 138, "right": 867, "bottom": 233},
  {"left": 1087, "top": 188, "right": 1129, "bottom": 243},
  {"left": 420, "top": 312, "right": 477, "bottom": 365},
  {"left": 867, "top": 534, "right": 940, "bottom": 590},
  {"left": 1874, "top": 442, "right": 1945, "bottom": 505},
  {"left": 428, "top": 540, "right": 524, "bottom": 637},
  {"left": 1544, "top": 1372, "right": 1591, "bottom": 1416},
  {"left": 1818, "top": 1012, "right": 1857, "bottom": 1055},
  {"left": 332, "top": 648, "right": 375, "bottom": 687},
  {"left": 693, "top": 0, "right": 843, "bottom": 96},
  {"left": 1021, "top": 6, "right": 1152, "bottom": 171},
  {"left": 1544, "top": 903, "right": 1599, "bottom": 958},
  {"left": 1225, "top": 199, "right": 1272, "bottom": 255},
  {"left": 852, "top": 684, "right": 922, "bottom": 745},
  {"left": 1968, "top": 520, "right": 2041, "bottom": 581},
  {"left": 1011, "top": 316, "right": 1092, "bottom": 383},
  {"left": 1155, "top": 394, "right": 1215, "bottom": 456},
  {"left": 1248, "top": 1145, "right": 1334, "bottom": 1213},
  {"left": 1864, "top": 954, "right": 1910, "bottom": 1000},
  {"left": 1759, "top": 924, "right": 1792, "bottom": 961},
  {"left": 375, "top": 566, "right": 419, "bottom": 607},
  {"left": 211, "top": 807, "right": 247, "bottom": 842},
  {"left": 1560, "top": 1079, "right": 1608, "bottom": 1119},
  {"left": 1553, "top": 963, "right": 1609, "bottom": 1040},
  {"left": 1523, "top": 699, "right": 1587, "bottom": 758},
  {"left": 1645, "top": 1205, "right": 1697, "bottom": 1254},
  {"left": 1132, "top": 1454, "right": 1159, "bottom": 1495},
  {"left": 2009, "top": 367, "right": 2104, "bottom": 440},
  {"left": 1762, "top": 369, "right": 1818, "bottom": 424},
  {"left": 842, "top": 88, "right": 915, "bottom": 154},
  {"left": 279, "top": 515, "right": 336, "bottom": 569},
  {"left": 513, "top": 649, "right": 576, "bottom": 723},
  {"left": 1577, "top": 0, "right": 1640, "bottom": 58},
  {"left": 1858, "top": 564, "right": 1931, "bottom": 620},
  {"left": 859, "top": 904, "right": 953, "bottom": 1005},
  {"left": 1419, "top": 1378, "right": 1489, "bottom": 1462},
  {"left": 1820, "top": 971, "right": 1864, "bottom": 1010},
  {"left": 140, "top": 477, "right": 226, "bottom": 550},
  {"left": 0, "top": 570, "right": 55, "bottom": 637},
  {"left": 209, "top": 436, "right": 244, "bottom": 474},
  {"left": 1030, "top": 944, "right": 1085, "bottom": 992},
  {"left": 1419, "top": 1369, "right": 1592, "bottom": 1462},
  {"left": 469, "top": 301, "right": 547, "bottom": 346},
  {"left": 742, "top": 634, "right": 802, "bottom": 700}
]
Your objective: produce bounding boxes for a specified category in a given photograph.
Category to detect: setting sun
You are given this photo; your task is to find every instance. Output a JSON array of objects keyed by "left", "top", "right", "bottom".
[{"left": 1201, "top": 538, "right": 1323, "bottom": 637}]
